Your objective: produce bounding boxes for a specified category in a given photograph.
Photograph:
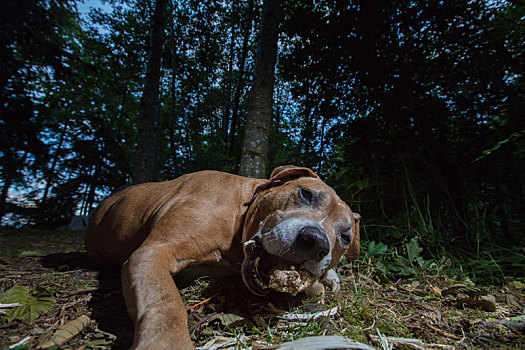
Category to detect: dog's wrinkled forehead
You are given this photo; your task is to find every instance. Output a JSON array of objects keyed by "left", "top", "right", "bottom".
[
  {"left": 243, "top": 174, "right": 352, "bottom": 241},
  {"left": 297, "top": 177, "right": 353, "bottom": 223}
]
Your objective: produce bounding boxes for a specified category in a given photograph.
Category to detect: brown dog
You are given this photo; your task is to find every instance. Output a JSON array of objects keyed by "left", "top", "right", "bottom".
[{"left": 85, "top": 165, "right": 360, "bottom": 349}]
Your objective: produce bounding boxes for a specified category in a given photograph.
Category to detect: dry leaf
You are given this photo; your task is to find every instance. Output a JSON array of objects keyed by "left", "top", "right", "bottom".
[
  {"left": 429, "top": 282, "right": 442, "bottom": 296},
  {"left": 455, "top": 297, "right": 497, "bottom": 312},
  {"left": 370, "top": 334, "right": 455, "bottom": 349},
  {"left": 277, "top": 335, "right": 375, "bottom": 350},
  {"left": 281, "top": 306, "right": 338, "bottom": 321},
  {"left": 39, "top": 314, "right": 90, "bottom": 348},
  {"left": 216, "top": 313, "right": 247, "bottom": 329}
]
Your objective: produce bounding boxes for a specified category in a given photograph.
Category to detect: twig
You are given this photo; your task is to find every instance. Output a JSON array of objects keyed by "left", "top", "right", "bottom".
[
  {"left": 51, "top": 269, "right": 89, "bottom": 275},
  {"left": 0, "top": 303, "right": 21, "bottom": 308},
  {"left": 188, "top": 312, "right": 219, "bottom": 332},
  {"left": 59, "top": 294, "right": 92, "bottom": 321},
  {"left": 362, "top": 318, "right": 376, "bottom": 331},
  {"left": 381, "top": 297, "right": 411, "bottom": 303},
  {"left": 8, "top": 335, "right": 31, "bottom": 349},
  {"left": 65, "top": 287, "right": 99, "bottom": 297},
  {"left": 426, "top": 323, "right": 460, "bottom": 340},
  {"left": 186, "top": 292, "right": 219, "bottom": 311}
]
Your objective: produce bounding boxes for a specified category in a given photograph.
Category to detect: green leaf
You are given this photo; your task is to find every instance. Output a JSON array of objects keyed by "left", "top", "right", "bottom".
[
  {"left": 0, "top": 286, "right": 56, "bottom": 324},
  {"left": 18, "top": 250, "right": 46, "bottom": 257},
  {"left": 406, "top": 238, "right": 423, "bottom": 263},
  {"left": 395, "top": 256, "right": 410, "bottom": 266},
  {"left": 472, "top": 129, "right": 525, "bottom": 162},
  {"left": 508, "top": 315, "right": 525, "bottom": 323},
  {"left": 397, "top": 266, "right": 416, "bottom": 276},
  {"left": 375, "top": 261, "right": 387, "bottom": 273},
  {"left": 367, "top": 241, "right": 388, "bottom": 257}
]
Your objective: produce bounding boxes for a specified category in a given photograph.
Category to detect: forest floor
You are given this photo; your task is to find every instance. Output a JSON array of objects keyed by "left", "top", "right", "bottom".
[{"left": 0, "top": 228, "right": 524, "bottom": 349}]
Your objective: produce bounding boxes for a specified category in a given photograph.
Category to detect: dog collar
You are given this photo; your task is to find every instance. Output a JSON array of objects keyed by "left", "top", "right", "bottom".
[{"left": 248, "top": 193, "right": 258, "bottom": 207}]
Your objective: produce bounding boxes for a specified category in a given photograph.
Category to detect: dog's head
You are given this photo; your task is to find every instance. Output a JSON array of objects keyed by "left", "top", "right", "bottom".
[{"left": 241, "top": 165, "right": 360, "bottom": 295}]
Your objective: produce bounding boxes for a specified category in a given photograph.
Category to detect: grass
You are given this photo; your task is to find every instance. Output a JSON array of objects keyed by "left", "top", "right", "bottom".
[{"left": 0, "top": 228, "right": 524, "bottom": 349}]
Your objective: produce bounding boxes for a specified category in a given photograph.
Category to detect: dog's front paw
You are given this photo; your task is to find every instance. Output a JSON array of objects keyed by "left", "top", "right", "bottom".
[{"left": 321, "top": 268, "right": 340, "bottom": 294}]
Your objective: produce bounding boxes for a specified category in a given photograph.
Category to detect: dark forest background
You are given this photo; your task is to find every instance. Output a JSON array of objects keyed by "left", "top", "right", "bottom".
[{"left": 1, "top": 0, "right": 524, "bottom": 281}]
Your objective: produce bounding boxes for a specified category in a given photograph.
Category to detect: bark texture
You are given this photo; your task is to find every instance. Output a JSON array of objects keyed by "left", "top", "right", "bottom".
[
  {"left": 229, "top": 0, "right": 254, "bottom": 156},
  {"left": 239, "top": 0, "right": 281, "bottom": 178},
  {"left": 133, "top": 0, "right": 167, "bottom": 184}
]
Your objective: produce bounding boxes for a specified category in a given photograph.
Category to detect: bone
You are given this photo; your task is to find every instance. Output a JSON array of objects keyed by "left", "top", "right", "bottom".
[{"left": 268, "top": 266, "right": 314, "bottom": 296}]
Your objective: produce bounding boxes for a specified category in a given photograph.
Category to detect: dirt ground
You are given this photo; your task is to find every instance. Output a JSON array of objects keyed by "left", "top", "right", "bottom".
[{"left": 0, "top": 228, "right": 524, "bottom": 349}]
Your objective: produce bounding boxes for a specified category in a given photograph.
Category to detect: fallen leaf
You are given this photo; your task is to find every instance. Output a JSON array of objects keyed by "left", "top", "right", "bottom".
[
  {"left": 200, "top": 335, "right": 249, "bottom": 350},
  {"left": 370, "top": 334, "right": 455, "bottom": 349},
  {"left": 277, "top": 335, "right": 375, "bottom": 350},
  {"left": 39, "top": 314, "right": 90, "bottom": 348},
  {"left": 455, "top": 296, "right": 497, "bottom": 312},
  {"left": 83, "top": 338, "right": 113, "bottom": 347},
  {"left": 429, "top": 282, "right": 442, "bottom": 296},
  {"left": 18, "top": 250, "right": 46, "bottom": 257},
  {"left": 507, "top": 281, "right": 525, "bottom": 290},
  {"left": 281, "top": 306, "right": 338, "bottom": 321},
  {"left": 252, "top": 314, "right": 268, "bottom": 330},
  {"left": 216, "top": 313, "right": 246, "bottom": 328},
  {"left": 442, "top": 284, "right": 488, "bottom": 297}
]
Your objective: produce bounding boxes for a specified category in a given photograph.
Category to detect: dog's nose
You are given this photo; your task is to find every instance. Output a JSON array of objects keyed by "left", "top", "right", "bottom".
[{"left": 295, "top": 226, "right": 330, "bottom": 261}]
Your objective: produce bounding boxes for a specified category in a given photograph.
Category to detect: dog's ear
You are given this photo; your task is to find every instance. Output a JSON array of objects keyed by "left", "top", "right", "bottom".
[
  {"left": 253, "top": 166, "right": 319, "bottom": 195},
  {"left": 345, "top": 212, "right": 361, "bottom": 260},
  {"left": 269, "top": 165, "right": 319, "bottom": 181}
]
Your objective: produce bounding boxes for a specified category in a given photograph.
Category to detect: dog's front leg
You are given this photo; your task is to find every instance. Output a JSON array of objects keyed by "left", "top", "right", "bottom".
[{"left": 121, "top": 244, "right": 194, "bottom": 350}]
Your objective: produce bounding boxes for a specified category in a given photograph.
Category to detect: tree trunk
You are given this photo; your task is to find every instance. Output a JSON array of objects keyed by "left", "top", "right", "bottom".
[
  {"left": 41, "top": 122, "right": 68, "bottom": 205},
  {"left": 0, "top": 175, "right": 13, "bottom": 223},
  {"left": 239, "top": 0, "right": 281, "bottom": 178},
  {"left": 318, "top": 116, "right": 326, "bottom": 175},
  {"left": 229, "top": 0, "right": 254, "bottom": 156},
  {"left": 221, "top": 18, "right": 235, "bottom": 148},
  {"left": 168, "top": 15, "right": 179, "bottom": 177},
  {"left": 132, "top": 0, "right": 167, "bottom": 184},
  {"left": 0, "top": 151, "right": 27, "bottom": 223},
  {"left": 83, "top": 162, "right": 101, "bottom": 215}
]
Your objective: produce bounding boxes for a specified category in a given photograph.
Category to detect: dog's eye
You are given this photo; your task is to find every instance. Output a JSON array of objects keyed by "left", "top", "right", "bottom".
[
  {"left": 340, "top": 231, "right": 351, "bottom": 245},
  {"left": 299, "top": 188, "right": 314, "bottom": 204}
]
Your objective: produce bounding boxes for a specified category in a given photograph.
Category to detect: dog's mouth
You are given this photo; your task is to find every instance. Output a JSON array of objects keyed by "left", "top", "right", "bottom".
[{"left": 241, "top": 235, "right": 314, "bottom": 296}]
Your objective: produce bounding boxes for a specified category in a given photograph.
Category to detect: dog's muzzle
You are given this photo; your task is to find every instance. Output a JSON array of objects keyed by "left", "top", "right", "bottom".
[
  {"left": 288, "top": 225, "right": 330, "bottom": 263},
  {"left": 241, "top": 218, "right": 332, "bottom": 295}
]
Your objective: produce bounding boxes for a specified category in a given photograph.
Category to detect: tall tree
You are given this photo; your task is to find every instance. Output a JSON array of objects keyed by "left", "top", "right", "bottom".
[
  {"left": 229, "top": 0, "right": 254, "bottom": 156},
  {"left": 239, "top": 0, "right": 281, "bottom": 178},
  {"left": 0, "top": 0, "right": 77, "bottom": 223},
  {"left": 133, "top": 0, "right": 167, "bottom": 184}
]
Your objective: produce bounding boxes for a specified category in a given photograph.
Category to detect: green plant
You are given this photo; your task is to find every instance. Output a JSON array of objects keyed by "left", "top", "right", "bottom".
[
  {"left": 0, "top": 286, "right": 56, "bottom": 324},
  {"left": 364, "top": 238, "right": 438, "bottom": 278}
]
